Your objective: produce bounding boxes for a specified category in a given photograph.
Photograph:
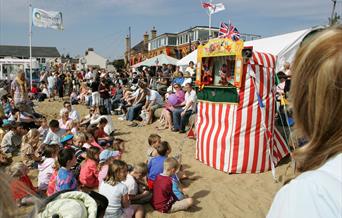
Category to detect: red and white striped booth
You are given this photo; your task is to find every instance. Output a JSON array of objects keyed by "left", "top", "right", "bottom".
[{"left": 196, "top": 51, "right": 289, "bottom": 174}]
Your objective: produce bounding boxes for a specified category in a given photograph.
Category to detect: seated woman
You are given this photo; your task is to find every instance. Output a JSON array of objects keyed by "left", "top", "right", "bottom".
[
  {"left": 158, "top": 84, "right": 185, "bottom": 130},
  {"left": 58, "top": 108, "right": 72, "bottom": 132}
]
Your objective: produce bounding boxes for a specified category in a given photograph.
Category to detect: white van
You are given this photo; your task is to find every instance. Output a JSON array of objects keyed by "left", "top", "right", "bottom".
[{"left": 0, "top": 58, "right": 40, "bottom": 83}]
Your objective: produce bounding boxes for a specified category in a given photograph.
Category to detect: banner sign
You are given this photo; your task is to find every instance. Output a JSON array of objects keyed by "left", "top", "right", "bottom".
[{"left": 32, "top": 8, "right": 63, "bottom": 31}]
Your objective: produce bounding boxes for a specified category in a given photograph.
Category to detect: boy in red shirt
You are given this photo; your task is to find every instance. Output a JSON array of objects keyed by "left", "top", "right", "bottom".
[{"left": 151, "top": 157, "right": 193, "bottom": 213}]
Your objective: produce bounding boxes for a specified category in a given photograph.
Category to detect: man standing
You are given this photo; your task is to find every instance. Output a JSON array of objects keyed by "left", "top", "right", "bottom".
[{"left": 172, "top": 83, "right": 196, "bottom": 133}]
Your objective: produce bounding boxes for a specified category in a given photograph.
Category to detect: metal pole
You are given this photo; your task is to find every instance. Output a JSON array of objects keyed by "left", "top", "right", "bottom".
[
  {"left": 189, "top": 27, "right": 192, "bottom": 54},
  {"left": 128, "top": 26, "right": 131, "bottom": 67},
  {"left": 330, "top": 0, "right": 337, "bottom": 25},
  {"left": 29, "top": 1, "right": 33, "bottom": 88},
  {"left": 208, "top": 0, "right": 212, "bottom": 37}
]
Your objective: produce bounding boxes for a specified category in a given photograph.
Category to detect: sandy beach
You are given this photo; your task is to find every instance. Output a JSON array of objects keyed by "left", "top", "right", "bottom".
[{"left": 23, "top": 100, "right": 292, "bottom": 218}]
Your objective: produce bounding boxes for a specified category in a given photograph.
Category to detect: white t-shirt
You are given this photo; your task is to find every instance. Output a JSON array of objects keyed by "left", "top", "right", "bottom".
[
  {"left": 69, "top": 108, "right": 80, "bottom": 121},
  {"left": 43, "top": 128, "right": 66, "bottom": 146},
  {"left": 47, "top": 76, "right": 56, "bottom": 88},
  {"left": 122, "top": 174, "right": 138, "bottom": 195},
  {"left": 184, "top": 89, "right": 197, "bottom": 112},
  {"left": 185, "top": 66, "right": 195, "bottom": 77},
  {"left": 147, "top": 89, "right": 163, "bottom": 106},
  {"left": 99, "top": 181, "right": 128, "bottom": 217},
  {"left": 267, "top": 153, "right": 342, "bottom": 218}
]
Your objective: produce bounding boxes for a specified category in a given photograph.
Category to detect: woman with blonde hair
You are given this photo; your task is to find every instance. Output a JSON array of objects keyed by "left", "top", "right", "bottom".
[
  {"left": 11, "top": 70, "right": 28, "bottom": 105},
  {"left": 59, "top": 108, "right": 72, "bottom": 131},
  {"left": 21, "top": 128, "right": 42, "bottom": 167},
  {"left": 267, "top": 26, "right": 342, "bottom": 217}
]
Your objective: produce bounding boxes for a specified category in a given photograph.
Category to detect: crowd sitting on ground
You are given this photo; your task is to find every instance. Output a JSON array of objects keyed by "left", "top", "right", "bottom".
[
  {"left": 0, "top": 62, "right": 197, "bottom": 217},
  {"left": 32, "top": 61, "right": 197, "bottom": 133}
]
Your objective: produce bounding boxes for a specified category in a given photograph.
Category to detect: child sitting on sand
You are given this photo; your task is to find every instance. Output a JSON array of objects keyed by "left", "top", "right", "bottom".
[
  {"left": 79, "top": 146, "right": 101, "bottom": 189},
  {"left": 99, "top": 160, "right": 144, "bottom": 218},
  {"left": 84, "top": 130, "right": 103, "bottom": 151},
  {"left": 43, "top": 119, "right": 66, "bottom": 146},
  {"left": 20, "top": 129, "right": 42, "bottom": 168},
  {"left": 55, "top": 148, "right": 78, "bottom": 192},
  {"left": 123, "top": 162, "right": 152, "bottom": 204},
  {"left": 146, "top": 134, "right": 161, "bottom": 163},
  {"left": 147, "top": 141, "right": 169, "bottom": 189},
  {"left": 151, "top": 157, "right": 193, "bottom": 213},
  {"left": 94, "top": 117, "right": 113, "bottom": 147},
  {"left": 9, "top": 162, "right": 37, "bottom": 207},
  {"left": 38, "top": 117, "right": 49, "bottom": 140},
  {"left": 37, "top": 144, "right": 59, "bottom": 192},
  {"left": 98, "top": 149, "right": 121, "bottom": 184}
]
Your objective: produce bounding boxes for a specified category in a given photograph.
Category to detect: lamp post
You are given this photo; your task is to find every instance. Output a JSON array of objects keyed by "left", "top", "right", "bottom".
[{"left": 188, "top": 27, "right": 193, "bottom": 54}]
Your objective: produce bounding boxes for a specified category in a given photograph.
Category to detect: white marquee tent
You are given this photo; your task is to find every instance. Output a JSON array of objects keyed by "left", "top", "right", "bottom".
[
  {"left": 132, "top": 53, "right": 178, "bottom": 68},
  {"left": 177, "top": 49, "right": 198, "bottom": 66},
  {"left": 177, "top": 26, "right": 324, "bottom": 71}
]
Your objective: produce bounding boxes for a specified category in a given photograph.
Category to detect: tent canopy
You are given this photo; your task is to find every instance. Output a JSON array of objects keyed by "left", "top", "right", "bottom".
[
  {"left": 177, "top": 49, "right": 198, "bottom": 66},
  {"left": 176, "top": 26, "right": 323, "bottom": 71},
  {"left": 132, "top": 53, "right": 178, "bottom": 68}
]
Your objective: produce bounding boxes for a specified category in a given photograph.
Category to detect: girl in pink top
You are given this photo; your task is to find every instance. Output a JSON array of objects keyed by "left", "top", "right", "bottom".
[{"left": 79, "top": 147, "right": 101, "bottom": 189}]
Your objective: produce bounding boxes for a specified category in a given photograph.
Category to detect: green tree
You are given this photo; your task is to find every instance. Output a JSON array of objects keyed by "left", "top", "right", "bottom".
[
  {"left": 113, "top": 59, "right": 125, "bottom": 70},
  {"left": 329, "top": 12, "right": 341, "bottom": 25}
]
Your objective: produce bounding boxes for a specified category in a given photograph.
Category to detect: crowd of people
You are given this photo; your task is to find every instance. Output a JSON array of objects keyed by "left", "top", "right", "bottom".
[
  {"left": 0, "top": 61, "right": 197, "bottom": 217},
  {"left": 0, "top": 25, "right": 341, "bottom": 218}
]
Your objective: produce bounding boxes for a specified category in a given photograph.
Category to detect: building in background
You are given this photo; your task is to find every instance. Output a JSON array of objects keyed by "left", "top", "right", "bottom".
[
  {"left": 0, "top": 45, "right": 60, "bottom": 69},
  {"left": 80, "top": 48, "right": 109, "bottom": 70},
  {"left": 124, "top": 26, "right": 261, "bottom": 66}
]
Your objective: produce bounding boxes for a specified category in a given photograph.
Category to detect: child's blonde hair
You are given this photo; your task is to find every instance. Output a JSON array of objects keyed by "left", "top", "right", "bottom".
[
  {"left": 105, "top": 160, "right": 127, "bottom": 186},
  {"left": 22, "top": 129, "right": 40, "bottom": 144},
  {"left": 71, "top": 119, "right": 79, "bottom": 128},
  {"left": 163, "top": 157, "right": 179, "bottom": 172},
  {"left": 8, "top": 162, "right": 27, "bottom": 178},
  {"left": 133, "top": 162, "right": 148, "bottom": 176},
  {"left": 74, "top": 132, "right": 86, "bottom": 142}
]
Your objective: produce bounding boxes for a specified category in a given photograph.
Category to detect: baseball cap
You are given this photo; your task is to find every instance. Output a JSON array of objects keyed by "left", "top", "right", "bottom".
[{"left": 60, "top": 134, "right": 74, "bottom": 144}]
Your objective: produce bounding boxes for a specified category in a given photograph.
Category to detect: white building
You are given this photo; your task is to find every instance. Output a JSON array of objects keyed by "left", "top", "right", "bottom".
[
  {"left": 0, "top": 45, "right": 61, "bottom": 69},
  {"left": 80, "top": 48, "right": 108, "bottom": 70}
]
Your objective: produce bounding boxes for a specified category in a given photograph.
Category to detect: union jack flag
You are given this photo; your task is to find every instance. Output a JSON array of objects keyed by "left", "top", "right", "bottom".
[
  {"left": 202, "top": 2, "right": 214, "bottom": 9},
  {"left": 218, "top": 21, "right": 241, "bottom": 41}
]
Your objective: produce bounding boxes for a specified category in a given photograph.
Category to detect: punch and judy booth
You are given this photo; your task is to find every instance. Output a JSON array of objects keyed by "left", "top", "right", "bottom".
[{"left": 195, "top": 38, "right": 289, "bottom": 174}]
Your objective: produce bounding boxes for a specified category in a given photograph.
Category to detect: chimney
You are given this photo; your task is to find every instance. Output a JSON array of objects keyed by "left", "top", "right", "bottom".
[
  {"left": 125, "top": 35, "right": 130, "bottom": 52},
  {"left": 151, "top": 26, "right": 157, "bottom": 39},
  {"left": 143, "top": 32, "right": 149, "bottom": 45}
]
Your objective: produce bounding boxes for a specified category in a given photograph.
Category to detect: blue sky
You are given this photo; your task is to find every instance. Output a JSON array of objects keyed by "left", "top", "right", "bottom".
[{"left": 0, "top": 0, "right": 339, "bottom": 60}]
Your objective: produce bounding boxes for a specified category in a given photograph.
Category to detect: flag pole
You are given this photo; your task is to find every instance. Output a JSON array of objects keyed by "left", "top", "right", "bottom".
[
  {"left": 208, "top": 0, "right": 212, "bottom": 37},
  {"left": 29, "top": 1, "right": 32, "bottom": 89}
]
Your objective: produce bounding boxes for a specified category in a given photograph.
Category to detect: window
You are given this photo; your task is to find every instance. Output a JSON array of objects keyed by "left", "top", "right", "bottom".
[
  {"left": 42, "top": 58, "right": 46, "bottom": 63},
  {"left": 201, "top": 56, "right": 236, "bottom": 86}
]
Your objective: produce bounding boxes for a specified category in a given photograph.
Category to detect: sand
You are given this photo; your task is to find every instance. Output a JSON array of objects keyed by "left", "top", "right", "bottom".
[{"left": 29, "top": 100, "right": 291, "bottom": 218}]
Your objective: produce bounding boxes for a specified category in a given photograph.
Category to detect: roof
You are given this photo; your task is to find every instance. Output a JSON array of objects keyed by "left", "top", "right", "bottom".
[
  {"left": 131, "top": 40, "right": 148, "bottom": 53},
  {"left": 0, "top": 45, "right": 60, "bottom": 58}
]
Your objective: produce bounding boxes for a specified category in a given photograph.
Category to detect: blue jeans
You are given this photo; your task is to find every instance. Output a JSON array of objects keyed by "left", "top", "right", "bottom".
[
  {"left": 126, "top": 103, "right": 143, "bottom": 121},
  {"left": 101, "top": 98, "right": 112, "bottom": 114},
  {"left": 172, "top": 108, "right": 193, "bottom": 131}
]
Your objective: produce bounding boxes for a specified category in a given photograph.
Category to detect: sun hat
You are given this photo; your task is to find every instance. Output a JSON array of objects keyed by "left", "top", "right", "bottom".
[
  {"left": 60, "top": 134, "right": 74, "bottom": 144},
  {"left": 99, "top": 149, "right": 120, "bottom": 163}
]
